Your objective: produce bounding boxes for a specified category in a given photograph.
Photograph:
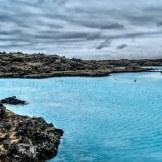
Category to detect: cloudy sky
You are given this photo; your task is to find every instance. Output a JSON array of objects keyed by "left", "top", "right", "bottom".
[{"left": 0, "top": 0, "right": 162, "bottom": 59}]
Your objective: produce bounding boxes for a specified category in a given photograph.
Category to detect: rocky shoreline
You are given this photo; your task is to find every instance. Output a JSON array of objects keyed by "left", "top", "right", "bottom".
[
  {"left": 0, "top": 52, "right": 162, "bottom": 78},
  {"left": 0, "top": 97, "right": 63, "bottom": 161}
]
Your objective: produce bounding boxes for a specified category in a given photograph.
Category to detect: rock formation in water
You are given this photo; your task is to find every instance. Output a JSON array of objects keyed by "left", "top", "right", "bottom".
[
  {"left": 1, "top": 96, "right": 27, "bottom": 105},
  {"left": 0, "top": 99, "right": 63, "bottom": 161}
]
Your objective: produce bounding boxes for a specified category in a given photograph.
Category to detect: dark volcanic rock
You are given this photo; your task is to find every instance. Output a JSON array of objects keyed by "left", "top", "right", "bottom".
[
  {"left": 0, "top": 105, "right": 63, "bottom": 161},
  {"left": 1, "top": 96, "right": 26, "bottom": 105}
]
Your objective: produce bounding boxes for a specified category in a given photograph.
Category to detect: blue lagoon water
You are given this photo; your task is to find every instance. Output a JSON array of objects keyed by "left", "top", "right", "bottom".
[{"left": 1, "top": 72, "right": 162, "bottom": 162}]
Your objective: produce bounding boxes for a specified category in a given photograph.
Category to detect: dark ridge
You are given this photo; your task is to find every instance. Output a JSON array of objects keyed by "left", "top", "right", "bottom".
[{"left": 0, "top": 52, "right": 161, "bottom": 78}]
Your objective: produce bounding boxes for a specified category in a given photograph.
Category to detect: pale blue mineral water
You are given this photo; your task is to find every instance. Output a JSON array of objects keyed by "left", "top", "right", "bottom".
[{"left": 1, "top": 72, "right": 162, "bottom": 162}]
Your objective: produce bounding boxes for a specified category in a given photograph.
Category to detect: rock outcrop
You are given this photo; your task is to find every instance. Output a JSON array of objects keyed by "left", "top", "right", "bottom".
[
  {"left": 0, "top": 101, "right": 63, "bottom": 161},
  {"left": 1, "top": 96, "right": 26, "bottom": 105}
]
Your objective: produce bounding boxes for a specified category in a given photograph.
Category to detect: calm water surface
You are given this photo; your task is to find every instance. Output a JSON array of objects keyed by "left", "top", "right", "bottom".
[{"left": 1, "top": 72, "right": 162, "bottom": 162}]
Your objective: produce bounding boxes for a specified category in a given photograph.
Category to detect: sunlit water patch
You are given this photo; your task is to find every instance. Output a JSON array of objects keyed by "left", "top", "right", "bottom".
[{"left": 1, "top": 72, "right": 162, "bottom": 162}]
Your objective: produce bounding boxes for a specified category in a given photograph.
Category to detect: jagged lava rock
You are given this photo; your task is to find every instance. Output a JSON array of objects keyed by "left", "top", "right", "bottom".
[
  {"left": 1, "top": 96, "right": 26, "bottom": 105},
  {"left": 0, "top": 108, "right": 63, "bottom": 161}
]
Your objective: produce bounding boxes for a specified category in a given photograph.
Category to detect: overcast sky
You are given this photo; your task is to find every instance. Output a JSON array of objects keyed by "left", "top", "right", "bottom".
[{"left": 0, "top": 0, "right": 162, "bottom": 59}]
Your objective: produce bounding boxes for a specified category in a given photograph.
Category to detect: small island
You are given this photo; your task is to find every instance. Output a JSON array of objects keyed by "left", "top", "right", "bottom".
[
  {"left": 0, "top": 52, "right": 161, "bottom": 78},
  {"left": 0, "top": 97, "right": 63, "bottom": 161}
]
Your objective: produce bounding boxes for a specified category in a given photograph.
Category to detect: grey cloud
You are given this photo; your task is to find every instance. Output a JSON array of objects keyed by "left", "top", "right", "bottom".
[
  {"left": 78, "top": 22, "right": 124, "bottom": 30},
  {"left": 33, "top": 30, "right": 101, "bottom": 41},
  {"left": 96, "top": 31, "right": 162, "bottom": 50},
  {"left": 117, "top": 44, "right": 128, "bottom": 49},
  {"left": 157, "top": 22, "right": 162, "bottom": 26},
  {"left": 44, "top": 12, "right": 125, "bottom": 31},
  {"left": 143, "top": 6, "right": 162, "bottom": 13},
  {"left": 96, "top": 39, "right": 111, "bottom": 50},
  {"left": 123, "top": 6, "right": 162, "bottom": 26}
]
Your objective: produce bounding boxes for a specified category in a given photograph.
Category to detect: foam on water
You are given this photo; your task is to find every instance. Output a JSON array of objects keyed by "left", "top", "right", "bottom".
[{"left": 1, "top": 72, "right": 162, "bottom": 162}]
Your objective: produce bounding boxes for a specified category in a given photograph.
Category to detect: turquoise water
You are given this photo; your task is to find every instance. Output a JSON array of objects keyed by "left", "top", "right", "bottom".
[{"left": 1, "top": 72, "right": 162, "bottom": 162}]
